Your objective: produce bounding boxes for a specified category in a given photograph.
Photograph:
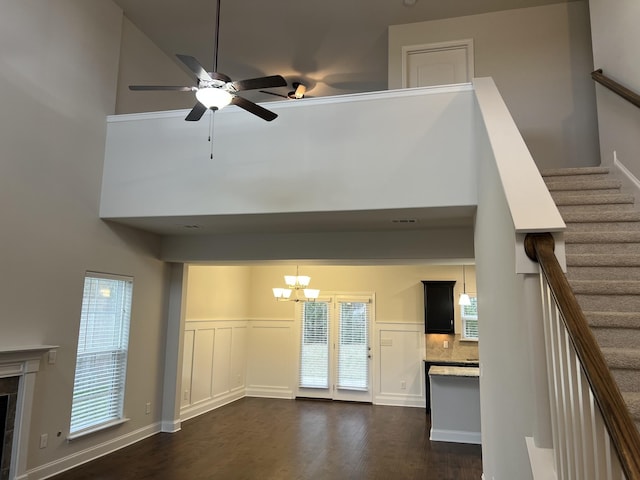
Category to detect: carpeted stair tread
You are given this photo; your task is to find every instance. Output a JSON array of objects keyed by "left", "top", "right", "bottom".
[
  {"left": 622, "top": 392, "right": 640, "bottom": 422},
  {"left": 567, "top": 242, "right": 640, "bottom": 255},
  {"left": 565, "top": 231, "right": 640, "bottom": 244},
  {"left": 541, "top": 167, "right": 610, "bottom": 177},
  {"left": 572, "top": 280, "right": 640, "bottom": 295},
  {"left": 567, "top": 254, "right": 640, "bottom": 267},
  {"left": 602, "top": 347, "right": 640, "bottom": 370},
  {"left": 553, "top": 193, "right": 635, "bottom": 206},
  {"left": 585, "top": 311, "right": 640, "bottom": 329},
  {"left": 567, "top": 266, "right": 640, "bottom": 281},
  {"left": 546, "top": 166, "right": 640, "bottom": 426},
  {"left": 545, "top": 179, "right": 622, "bottom": 191},
  {"left": 562, "top": 210, "right": 640, "bottom": 223}
]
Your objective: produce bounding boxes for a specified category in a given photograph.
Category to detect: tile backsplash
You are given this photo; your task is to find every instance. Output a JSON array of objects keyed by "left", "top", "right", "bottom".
[{"left": 426, "top": 333, "right": 479, "bottom": 362}]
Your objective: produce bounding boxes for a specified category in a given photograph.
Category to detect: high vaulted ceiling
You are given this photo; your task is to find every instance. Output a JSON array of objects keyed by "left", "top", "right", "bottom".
[{"left": 112, "top": 0, "right": 574, "bottom": 101}]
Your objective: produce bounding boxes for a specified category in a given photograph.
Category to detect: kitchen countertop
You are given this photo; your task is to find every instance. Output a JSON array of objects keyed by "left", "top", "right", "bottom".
[{"left": 429, "top": 365, "right": 480, "bottom": 377}]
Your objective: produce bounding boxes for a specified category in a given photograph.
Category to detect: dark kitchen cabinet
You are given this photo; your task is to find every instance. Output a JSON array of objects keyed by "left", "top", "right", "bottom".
[{"left": 422, "top": 281, "right": 455, "bottom": 334}]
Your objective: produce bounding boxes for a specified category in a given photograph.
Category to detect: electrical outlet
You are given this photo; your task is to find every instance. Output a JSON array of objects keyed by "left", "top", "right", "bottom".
[
  {"left": 183, "top": 390, "right": 189, "bottom": 401},
  {"left": 145, "top": 402, "right": 151, "bottom": 415},
  {"left": 444, "top": 340, "right": 449, "bottom": 349},
  {"left": 400, "top": 380, "right": 406, "bottom": 390},
  {"left": 39, "top": 433, "right": 48, "bottom": 449}
]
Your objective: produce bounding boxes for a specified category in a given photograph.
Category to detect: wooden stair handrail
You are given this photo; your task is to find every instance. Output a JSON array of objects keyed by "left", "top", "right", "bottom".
[
  {"left": 525, "top": 232, "right": 640, "bottom": 480},
  {"left": 592, "top": 68, "right": 640, "bottom": 109}
]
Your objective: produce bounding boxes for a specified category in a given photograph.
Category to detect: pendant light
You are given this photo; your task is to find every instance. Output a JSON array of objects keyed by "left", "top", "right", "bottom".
[{"left": 459, "top": 265, "right": 471, "bottom": 306}]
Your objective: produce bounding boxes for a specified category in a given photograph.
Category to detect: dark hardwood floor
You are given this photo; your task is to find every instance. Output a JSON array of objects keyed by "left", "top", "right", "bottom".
[{"left": 50, "top": 398, "right": 482, "bottom": 480}]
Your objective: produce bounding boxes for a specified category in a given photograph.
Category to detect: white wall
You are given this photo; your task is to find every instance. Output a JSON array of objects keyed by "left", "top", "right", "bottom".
[
  {"left": 474, "top": 123, "right": 535, "bottom": 480},
  {"left": 0, "top": 1, "right": 171, "bottom": 476},
  {"left": 161, "top": 228, "right": 476, "bottom": 264},
  {"left": 101, "top": 86, "right": 477, "bottom": 219},
  {"left": 116, "top": 17, "right": 194, "bottom": 114},
  {"left": 389, "top": 2, "right": 599, "bottom": 170},
  {"left": 589, "top": 0, "right": 640, "bottom": 176}
]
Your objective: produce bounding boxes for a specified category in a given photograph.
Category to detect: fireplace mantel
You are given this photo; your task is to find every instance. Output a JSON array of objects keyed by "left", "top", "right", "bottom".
[
  {"left": 0, "top": 345, "right": 56, "bottom": 480},
  {"left": 0, "top": 346, "right": 57, "bottom": 377}
]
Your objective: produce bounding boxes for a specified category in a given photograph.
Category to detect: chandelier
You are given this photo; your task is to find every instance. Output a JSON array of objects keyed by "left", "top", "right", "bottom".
[{"left": 272, "top": 267, "right": 320, "bottom": 302}]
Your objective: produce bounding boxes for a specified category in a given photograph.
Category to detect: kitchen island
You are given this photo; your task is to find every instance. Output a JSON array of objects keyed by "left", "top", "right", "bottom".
[{"left": 429, "top": 365, "right": 481, "bottom": 444}]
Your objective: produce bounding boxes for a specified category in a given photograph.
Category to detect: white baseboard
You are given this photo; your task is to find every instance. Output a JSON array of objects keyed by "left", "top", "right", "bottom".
[
  {"left": 245, "top": 385, "right": 294, "bottom": 399},
  {"left": 430, "top": 427, "right": 481, "bottom": 445},
  {"left": 180, "top": 389, "right": 245, "bottom": 422},
  {"left": 27, "top": 422, "right": 161, "bottom": 480},
  {"left": 374, "top": 393, "right": 425, "bottom": 408},
  {"left": 160, "top": 419, "right": 181, "bottom": 433},
  {"left": 612, "top": 152, "right": 640, "bottom": 204}
]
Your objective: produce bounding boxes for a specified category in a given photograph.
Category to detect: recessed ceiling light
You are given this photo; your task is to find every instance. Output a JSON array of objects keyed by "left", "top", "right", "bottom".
[{"left": 403, "top": 0, "right": 417, "bottom": 6}]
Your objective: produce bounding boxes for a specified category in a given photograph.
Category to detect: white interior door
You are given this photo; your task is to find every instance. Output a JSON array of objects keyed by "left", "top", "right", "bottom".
[
  {"left": 402, "top": 39, "right": 474, "bottom": 88},
  {"left": 297, "top": 294, "right": 373, "bottom": 402}
]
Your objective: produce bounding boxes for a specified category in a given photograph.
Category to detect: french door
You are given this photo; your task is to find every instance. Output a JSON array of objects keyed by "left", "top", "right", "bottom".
[{"left": 297, "top": 294, "right": 372, "bottom": 402}]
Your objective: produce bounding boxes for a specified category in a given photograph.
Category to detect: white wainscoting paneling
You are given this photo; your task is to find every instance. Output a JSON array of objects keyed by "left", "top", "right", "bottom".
[
  {"left": 180, "top": 320, "right": 248, "bottom": 421},
  {"left": 181, "top": 329, "right": 195, "bottom": 407},
  {"left": 191, "top": 328, "right": 215, "bottom": 404},
  {"left": 375, "top": 322, "right": 425, "bottom": 407},
  {"left": 246, "top": 321, "right": 295, "bottom": 399}
]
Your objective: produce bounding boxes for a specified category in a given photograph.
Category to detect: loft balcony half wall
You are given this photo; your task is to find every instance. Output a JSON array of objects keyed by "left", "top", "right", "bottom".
[{"left": 100, "top": 85, "right": 478, "bottom": 235}]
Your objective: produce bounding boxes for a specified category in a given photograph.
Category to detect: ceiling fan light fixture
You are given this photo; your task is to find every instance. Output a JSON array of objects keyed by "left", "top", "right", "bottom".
[{"left": 195, "top": 87, "right": 232, "bottom": 109}]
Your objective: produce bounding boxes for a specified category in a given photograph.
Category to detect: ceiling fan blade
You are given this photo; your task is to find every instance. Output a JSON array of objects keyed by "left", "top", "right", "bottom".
[
  {"left": 129, "top": 85, "right": 194, "bottom": 91},
  {"left": 231, "top": 96, "right": 278, "bottom": 122},
  {"left": 232, "top": 75, "right": 287, "bottom": 92},
  {"left": 259, "top": 90, "right": 289, "bottom": 99},
  {"left": 176, "top": 54, "right": 213, "bottom": 82},
  {"left": 185, "top": 102, "right": 208, "bottom": 122},
  {"left": 211, "top": 71, "right": 232, "bottom": 83}
]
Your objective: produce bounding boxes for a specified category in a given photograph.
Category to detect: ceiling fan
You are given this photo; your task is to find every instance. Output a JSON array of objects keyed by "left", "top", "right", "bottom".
[{"left": 128, "top": 0, "right": 286, "bottom": 122}]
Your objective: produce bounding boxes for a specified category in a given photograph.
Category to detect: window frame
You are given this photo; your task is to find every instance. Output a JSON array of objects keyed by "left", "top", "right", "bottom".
[
  {"left": 461, "top": 293, "right": 479, "bottom": 341},
  {"left": 68, "top": 271, "right": 133, "bottom": 439}
]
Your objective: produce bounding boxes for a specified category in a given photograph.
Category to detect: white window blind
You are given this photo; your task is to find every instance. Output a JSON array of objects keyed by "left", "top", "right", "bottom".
[
  {"left": 461, "top": 295, "right": 479, "bottom": 340},
  {"left": 70, "top": 273, "right": 133, "bottom": 434},
  {"left": 299, "top": 301, "right": 330, "bottom": 389},
  {"left": 337, "top": 298, "right": 370, "bottom": 391}
]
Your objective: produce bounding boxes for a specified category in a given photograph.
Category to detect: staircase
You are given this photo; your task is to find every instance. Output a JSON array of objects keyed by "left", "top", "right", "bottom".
[{"left": 542, "top": 166, "right": 640, "bottom": 430}]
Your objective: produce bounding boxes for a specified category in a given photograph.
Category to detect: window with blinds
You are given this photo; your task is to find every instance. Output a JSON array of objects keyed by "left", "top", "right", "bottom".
[
  {"left": 461, "top": 295, "right": 479, "bottom": 340},
  {"left": 69, "top": 273, "right": 133, "bottom": 435},
  {"left": 299, "top": 301, "right": 330, "bottom": 389},
  {"left": 337, "top": 299, "right": 369, "bottom": 391}
]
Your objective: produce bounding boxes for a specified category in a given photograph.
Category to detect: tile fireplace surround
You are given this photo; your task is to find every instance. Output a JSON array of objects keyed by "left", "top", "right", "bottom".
[{"left": 0, "top": 347, "right": 55, "bottom": 480}]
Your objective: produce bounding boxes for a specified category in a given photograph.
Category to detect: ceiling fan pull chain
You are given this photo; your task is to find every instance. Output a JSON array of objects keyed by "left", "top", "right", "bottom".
[{"left": 209, "top": 112, "right": 215, "bottom": 160}]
